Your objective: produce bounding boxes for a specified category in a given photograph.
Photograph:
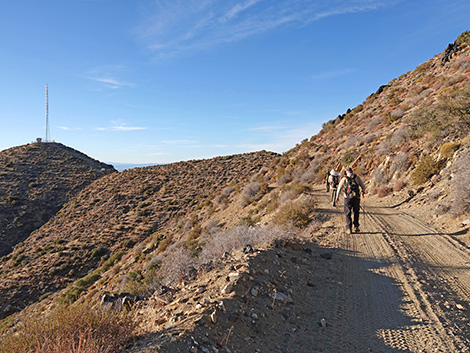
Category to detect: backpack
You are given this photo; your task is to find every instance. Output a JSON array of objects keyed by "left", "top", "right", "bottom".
[
  {"left": 331, "top": 175, "right": 339, "bottom": 188},
  {"left": 344, "top": 174, "right": 360, "bottom": 199}
]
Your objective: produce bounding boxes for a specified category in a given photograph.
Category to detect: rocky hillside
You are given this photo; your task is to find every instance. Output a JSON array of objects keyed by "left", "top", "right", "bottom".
[
  {"left": 0, "top": 151, "right": 278, "bottom": 318},
  {"left": 0, "top": 142, "right": 115, "bottom": 257},
  {"left": 1, "top": 32, "right": 470, "bottom": 353}
]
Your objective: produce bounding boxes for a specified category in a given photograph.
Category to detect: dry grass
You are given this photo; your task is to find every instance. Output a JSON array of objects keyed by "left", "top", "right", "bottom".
[{"left": 0, "top": 304, "right": 135, "bottom": 353}]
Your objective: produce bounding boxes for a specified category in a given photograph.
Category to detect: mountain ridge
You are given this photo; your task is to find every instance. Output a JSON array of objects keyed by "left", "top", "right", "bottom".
[{"left": 1, "top": 31, "right": 470, "bottom": 352}]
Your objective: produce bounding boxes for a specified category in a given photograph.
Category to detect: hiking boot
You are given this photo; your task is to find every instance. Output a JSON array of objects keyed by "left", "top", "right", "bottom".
[
  {"left": 354, "top": 227, "right": 360, "bottom": 233},
  {"left": 347, "top": 228, "right": 352, "bottom": 234}
]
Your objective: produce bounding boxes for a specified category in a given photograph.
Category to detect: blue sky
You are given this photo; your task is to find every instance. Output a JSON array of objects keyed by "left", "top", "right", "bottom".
[{"left": 0, "top": 0, "right": 469, "bottom": 165}]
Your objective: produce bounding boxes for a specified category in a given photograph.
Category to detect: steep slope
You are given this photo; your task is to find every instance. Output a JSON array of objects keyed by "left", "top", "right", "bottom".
[
  {"left": 275, "top": 30, "right": 470, "bottom": 227},
  {"left": 1, "top": 32, "right": 470, "bottom": 353},
  {"left": 0, "top": 151, "right": 278, "bottom": 318},
  {"left": 0, "top": 142, "right": 115, "bottom": 257}
]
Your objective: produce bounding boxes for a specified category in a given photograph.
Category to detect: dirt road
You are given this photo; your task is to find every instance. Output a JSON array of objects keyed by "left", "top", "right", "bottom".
[
  {"left": 127, "top": 185, "right": 470, "bottom": 353},
  {"left": 315, "top": 185, "right": 470, "bottom": 352}
]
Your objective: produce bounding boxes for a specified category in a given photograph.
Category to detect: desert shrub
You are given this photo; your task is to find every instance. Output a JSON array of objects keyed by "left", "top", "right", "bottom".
[
  {"left": 160, "top": 247, "right": 194, "bottom": 286},
  {"left": 101, "top": 251, "right": 126, "bottom": 272},
  {"left": 406, "top": 105, "right": 443, "bottom": 141},
  {"left": 440, "top": 141, "right": 460, "bottom": 159},
  {"left": 343, "top": 136, "right": 359, "bottom": 149},
  {"left": 123, "top": 267, "right": 161, "bottom": 297},
  {"left": 280, "top": 182, "right": 312, "bottom": 202},
  {"left": 455, "top": 30, "right": 470, "bottom": 47},
  {"left": 411, "top": 155, "right": 443, "bottom": 185},
  {"left": 377, "top": 140, "right": 391, "bottom": 156},
  {"left": 367, "top": 116, "right": 384, "bottom": 130},
  {"left": 341, "top": 150, "right": 357, "bottom": 165},
  {"left": 372, "top": 167, "right": 388, "bottom": 185},
  {"left": 363, "top": 133, "right": 376, "bottom": 144},
  {"left": 278, "top": 173, "right": 293, "bottom": 185},
  {"left": 120, "top": 239, "right": 135, "bottom": 249},
  {"left": 391, "top": 127, "right": 409, "bottom": 146},
  {"left": 89, "top": 246, "right": 108, "bottom": 259},
  {"left": 156, "top": 234, "right": 173, "bottom": 254},
  {"left": 275, "top": 197, "right": 316, "bottom": 229},
  {"left": 10, "top": 251, "right": 26, "bottom": 268},
  {"left": 239, "top": 215, "right": 257, "bottom": 226},
  {"left": 243, "top": 181, "right": 261, "bottom": 199},
  {"left": 197, "top": 225, "right": 296, "bottom": 265},
  {"left": 391, "top": 152, "right": 410, "bottom": 174},
  {"left": 0, "top": 304, "right": 135, "bottom": 353},
  {"left": 452, "top": 150, "right": 470, "bottom": 215},
  {"left": 407, "top": 83, "right": 470, "bottom": 142},
  {"left": 299, "top": 157, "right": 325, "bottom": 183},
  {"left": 185, "top": 224, "right": 203, "bottom": 255},
  {"left": 61, "top": 270, "right": 102, "bottom": 304},
  {"left": 221, "top": 186, "right": 236, "bottom": 196}
]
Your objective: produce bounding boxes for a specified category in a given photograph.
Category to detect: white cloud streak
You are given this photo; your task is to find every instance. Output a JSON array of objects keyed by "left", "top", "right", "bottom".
[
  {"left": 136, "top": 0, "right": 396, "bottom": 59},
  {"left": 96, "top": 121, "right": 147, "bottom": 132},
  {"left": 85, "top": 65, "right": 136, "bottom": 89}
]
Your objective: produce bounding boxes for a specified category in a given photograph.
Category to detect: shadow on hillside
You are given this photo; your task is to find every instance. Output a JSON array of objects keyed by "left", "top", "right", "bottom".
[{"left": 126, "top": 239, "right": 428, "bottom": 353}]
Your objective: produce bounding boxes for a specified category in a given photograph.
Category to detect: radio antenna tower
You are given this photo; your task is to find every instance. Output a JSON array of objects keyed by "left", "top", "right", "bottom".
[{"left": 45, "top": 84, "right": 50, "bottom": 142}]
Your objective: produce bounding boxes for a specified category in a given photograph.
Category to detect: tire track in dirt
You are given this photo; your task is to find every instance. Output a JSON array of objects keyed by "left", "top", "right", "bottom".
[
  {"left": 314, "top": 185, "right": 470, "bottom": 352},
  {"left": 361, "top": 203, "right": 470, "bottom": 352}
]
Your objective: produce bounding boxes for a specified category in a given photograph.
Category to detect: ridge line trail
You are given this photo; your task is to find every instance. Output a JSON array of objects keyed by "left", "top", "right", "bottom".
[{"left": 313, "top": 185, "right": 470, "bottom": 352}]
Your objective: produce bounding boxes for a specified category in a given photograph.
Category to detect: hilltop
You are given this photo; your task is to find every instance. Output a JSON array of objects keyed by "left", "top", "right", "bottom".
[
  {"left": 0, "top": 150, "right": 278, "bottom": 318},
  {"left": 0, "top": 142, "right": 115, "bottom": 257},
  {"left": 1, "top": 32, "right": 470, "bottom": 352}
]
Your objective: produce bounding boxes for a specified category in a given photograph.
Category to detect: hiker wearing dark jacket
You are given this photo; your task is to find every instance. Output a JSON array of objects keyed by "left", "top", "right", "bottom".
[{"left": 335, "top": 167, "right": 366, "bottom": 234}]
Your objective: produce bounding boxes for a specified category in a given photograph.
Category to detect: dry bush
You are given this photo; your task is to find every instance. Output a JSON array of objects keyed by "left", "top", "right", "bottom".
[
  {"left": 372, "top": 167, "right": 388, "bottom": 185},
  {"left": 363, "top": 133, "right": 376, "bottom": 144},
  {"left": 197, "top": 225, "right": 296, "bottom": 265},
  {"left": 280, "top": 182, "right": 312, "bottom": 203},
  {"left": 412, "top": 155, "right": 443, "bottom": 185},
  {"left": 391, "top": 127, "right": 409, "bottom": 146},
  {"left": 391, "top": 152, "right": 410, "bottom": 174},
  {"left": 243, "top": 182, "right": 261, "bottom": 199},
  {"left": 222, "top": 186, "right": 236, "bottom": 196},
  {"left": 299, "top": 157, "right": 324, "bottom": 183},
  {"left": 123, "top": 267, "right": 161, "bottom": 297},
  {"left": 160, "top": 246, "right": 194, "bottom": 286},
  {"left": 343, "top": 136, "right": 359, "bottom": 149},
  {"left": 275, "top": 196, "right": 316, "bottom": 229},
  {"left": 0, "top": 304, "right": 135, "bottom": 353},
  {"left": 452, "top": 150, "right": 470, "bottom": 215},
  {"left": 377, "top": 140, "right": 391, "bottom": 156},
  {"left": 440, "top": 141, "right": 460, "bottom": 159},
  {"left": 278, "top": 173, "right": 293, "bottom": 185}
]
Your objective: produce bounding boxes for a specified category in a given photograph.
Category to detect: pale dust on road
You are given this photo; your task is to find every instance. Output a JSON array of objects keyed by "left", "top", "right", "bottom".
[{"left": 314, "top": 184, "right": 470, "bottom": 352}]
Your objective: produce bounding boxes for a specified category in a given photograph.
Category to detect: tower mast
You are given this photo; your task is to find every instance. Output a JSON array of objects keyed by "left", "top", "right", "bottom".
[{"left": 45, "top": 84, "right": 50, "bottom": 142}]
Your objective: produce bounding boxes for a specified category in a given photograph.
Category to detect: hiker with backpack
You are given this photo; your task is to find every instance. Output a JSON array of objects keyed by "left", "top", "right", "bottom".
[
  {"left": 335, "top": 167, "right": 366, "bottom": 234},
  {"left": 328, "top": 170, "right": 340, "bottom": 206}
]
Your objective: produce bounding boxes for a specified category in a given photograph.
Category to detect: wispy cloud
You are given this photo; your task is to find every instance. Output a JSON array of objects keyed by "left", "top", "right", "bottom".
[
  {"left": 85, "top": 65, "right": 135, "bottom": 89},
  {"left": 56, "top": 126, "right": 82, "bottom": 131},
  {"left": 135, "top": 0, "right": 396, "bottom": 59},
  {"left": 96, "top": 121, "right": 147, "bottom": 132}
]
